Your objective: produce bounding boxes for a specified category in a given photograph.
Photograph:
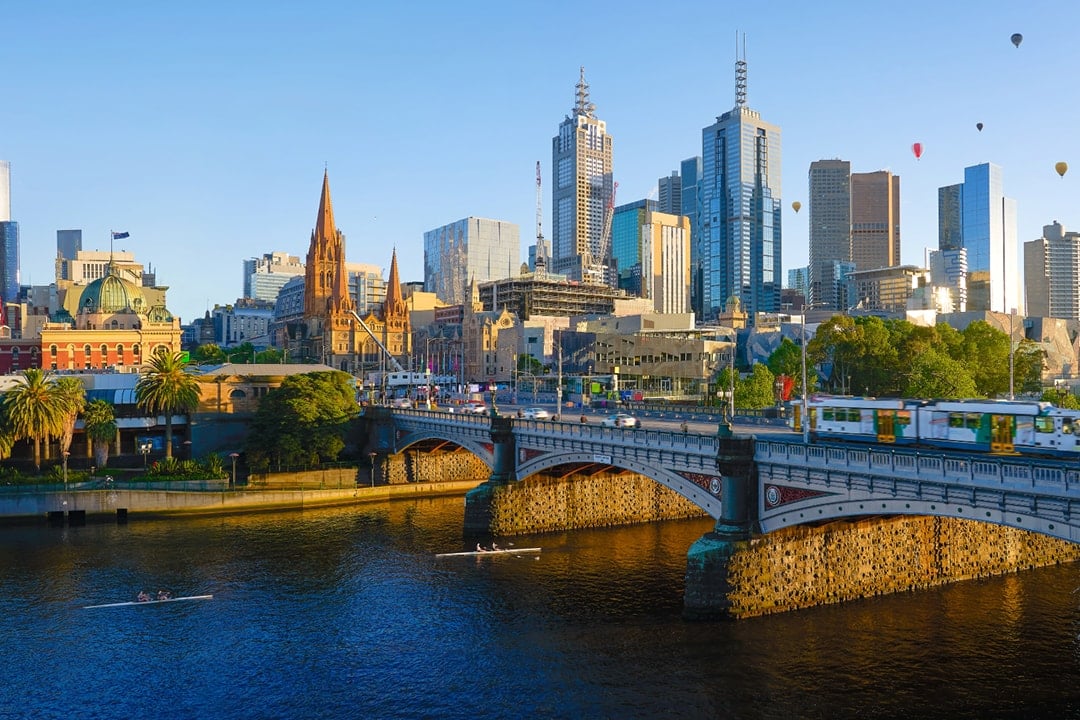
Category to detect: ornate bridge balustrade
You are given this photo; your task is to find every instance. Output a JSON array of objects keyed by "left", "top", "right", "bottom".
[{"left": 757, "top": 438, "right": 1080, "bottom": 542}]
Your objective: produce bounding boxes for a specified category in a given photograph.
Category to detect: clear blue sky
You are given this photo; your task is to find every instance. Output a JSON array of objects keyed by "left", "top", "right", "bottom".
[{"left": 2, "top": 1, "right": 1076, "bottom": 323}]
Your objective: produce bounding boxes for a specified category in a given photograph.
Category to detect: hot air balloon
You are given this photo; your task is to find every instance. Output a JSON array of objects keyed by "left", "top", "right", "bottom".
[
  {"left": 912, "top": 142, "right": 924, "bottom": 160},
  {"left": 1055, "top": 162, "right": 1068, "bottom": 178},
  {"left": 792, "top": 201, "right": 801, "bottom": 213},
  {"left": 976, "top": 122, "right": 984, "bottom": 132},
  {"left": 1011, "top": 33, "right": 1023, "bottom": 48}
]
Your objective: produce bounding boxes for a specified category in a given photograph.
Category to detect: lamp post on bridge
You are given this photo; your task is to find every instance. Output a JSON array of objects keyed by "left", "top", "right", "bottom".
[
  {"left": 368, "top": 451, "right": 377, "bottom": 487},
  {"left": 229, "top": 452, "right": 239, "bottom": 488}
]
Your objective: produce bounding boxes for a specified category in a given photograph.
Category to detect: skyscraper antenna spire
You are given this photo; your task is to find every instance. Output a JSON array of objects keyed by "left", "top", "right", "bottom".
[
  {"left": 735, "top": 32, "right": 747, "bottom": 108},
  {"left": 573, "top": 66, "right": 596, "bottom": 118}
]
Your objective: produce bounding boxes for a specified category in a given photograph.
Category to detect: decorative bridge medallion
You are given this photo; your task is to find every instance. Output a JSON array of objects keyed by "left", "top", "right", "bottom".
[
  {"left": 764, "top": 484, "right": 833, "bottom": 509},
  {"left": 677, "top": 471, "right": 723, "bottom": 496},
  {"left": 480, "top": 442, "right": 493, "bottom": 454}
]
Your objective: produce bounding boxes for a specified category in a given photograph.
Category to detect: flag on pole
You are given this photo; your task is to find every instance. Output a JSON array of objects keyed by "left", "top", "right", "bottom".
[{"left": 112, "top": 231, "right": 130, "bottom": 239}]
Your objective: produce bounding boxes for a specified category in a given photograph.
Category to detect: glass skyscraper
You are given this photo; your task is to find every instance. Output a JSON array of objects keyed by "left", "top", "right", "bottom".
[
  {"left": 938, "top": 163, "right": 1018, "bottom": 313},
  {"left": 0, "top": 221, "right": 19, "bottom": 304},
  {"left": 696, "top": 60, "right": 781, "bottom": 322},
  {"left": 808, "top": 159, "right": 851, "bottom": 310},
  {"left": 423, "top": 217, "right": 520, "bottom": 305}
]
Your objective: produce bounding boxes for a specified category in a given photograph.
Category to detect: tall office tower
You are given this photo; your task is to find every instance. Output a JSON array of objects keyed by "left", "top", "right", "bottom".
[
  {"left": 697, "top": 46, "right": 782, "bottom": 322},
  {"left": 57, "top": 229, "right": 82, "bottom": 263},
  {"left": 424, "top": 217, "right": 521, "bottom": 305},
  {"left": 851, "top": 170, "right": 900, "bottom": 271},
  {"left": 657, "top": 171, "right": 681, "bottom": 215},
  {"left": 0, "top": 161, "right": 9, "bottom": 221},
  {"left": 611, "top": 199, "right": 658, "bottom": 295},
  {"left": 937, "top": 163, "right": 1018, "bottom": 313},
  {"left": 551, "top": 67, "right": 614, "bottom": 284},
  {"left": 0, "top": 221, "right": 17, "bottom": 304},
  {"left": 1024, "top": 221, "right": 1080, "bottom": 320},
  {"left": 243, "top": 251, "right": 305, "bottom": 303},
  {"left": 808, "top": 159, "right": 851, "bottom": 310},
  {"left": 680, "top": 156, "right": 702, "bottom": 311},
  {"left": 640, "top": 211, "right": 691, "bottom": 314}
]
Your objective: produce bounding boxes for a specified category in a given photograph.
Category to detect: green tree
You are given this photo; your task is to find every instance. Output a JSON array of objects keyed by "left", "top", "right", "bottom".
[
  {"left": 191, "top": 343, "right": 227, "bottom": 365},
  {"left": 2, "top": 368, "right": 66, "bottom": 470},
  {"left": 53, "top": 377, "right": 86, "bottom": 461},
  {"left": 83, "top": 399, "right": 118, "bottom": 468},
  {"left": 246, "top": 371, "right": 360, "bottom": 469},
  {"left": 903, "top": 348, "right": 978, "bottom": 399},
  {"left": 959, "top": 321, "right": 1010, "bottom": 397},
  {"left": 136, "top": 348, "right": 201, "bottom": 459},
  {"left": 1013, "top": 340, "right": 1045, "bottom": 395},
  {"left": 737, "top": 363, "right": 778, "bottom": 409},
  {"left": 228, "top": 342, "right": 256, "bottom": 364},
  {"left": 1040, "top": 388, "right": 1080, "bottom": 409},
  {"left": 255, "top": 347, "right": 282, "bottom": 364}
]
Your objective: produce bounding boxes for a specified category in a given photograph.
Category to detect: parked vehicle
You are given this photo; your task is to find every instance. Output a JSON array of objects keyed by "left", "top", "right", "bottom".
[
  {"left": 601, "top": 413, "right": 640, "bottom": 429},
  {"left": 522, "top": 407, "right": 552, "bottom": 420}
]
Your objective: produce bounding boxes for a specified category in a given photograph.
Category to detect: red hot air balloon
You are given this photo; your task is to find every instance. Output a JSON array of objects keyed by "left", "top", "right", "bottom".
[{"left": 912, "top": 142, "right": 924, "bottom": 160}]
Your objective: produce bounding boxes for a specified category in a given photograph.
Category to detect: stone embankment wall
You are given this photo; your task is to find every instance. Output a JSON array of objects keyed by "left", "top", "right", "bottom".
[
  {"left": 384, "top": 451, "right": 489, "bottom": 486},
  {"left": 488, "top": 471, "right": 707, "bottom": 535},
  {"left": 724, "top": 516, "right": 1080, "bottom": 619}
]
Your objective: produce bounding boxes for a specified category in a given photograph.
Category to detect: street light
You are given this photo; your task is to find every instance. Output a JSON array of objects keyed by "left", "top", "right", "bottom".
[
  {"left": 1008, "top": 308, "right": 1017, "bottom": 400},
  {"left": 368, "top": 451, "right": 377, "bottom": 487},
  {"left": 139, "top": 440, "right": 152, "bottom": 470},
  {"left": 229, "top": 452, "right": 239, "bottom": 487}
]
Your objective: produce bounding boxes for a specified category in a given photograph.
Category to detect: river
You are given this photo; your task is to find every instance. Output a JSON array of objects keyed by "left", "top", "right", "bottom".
[{"left": 1, "top": 497, "right": 1078, "bottom": 719}]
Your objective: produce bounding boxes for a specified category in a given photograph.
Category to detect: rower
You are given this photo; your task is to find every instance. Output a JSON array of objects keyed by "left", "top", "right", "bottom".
[
  {"left": 137, "top": 591, "right": 150, "bottom": 602},
  {"left": 476, "top": 543, "right": 485, "bottom": 552}
]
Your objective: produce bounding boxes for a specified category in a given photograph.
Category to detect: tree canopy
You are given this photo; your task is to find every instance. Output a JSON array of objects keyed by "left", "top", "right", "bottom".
[
  {"left": 2, "top": 369, "right": 70, "bottom": 470},
  {"left": 246, "top": 371, "right": 360, "bottom": 470},
  {"left": 136, "top": 348, "right": 201, "bottom": 458}
]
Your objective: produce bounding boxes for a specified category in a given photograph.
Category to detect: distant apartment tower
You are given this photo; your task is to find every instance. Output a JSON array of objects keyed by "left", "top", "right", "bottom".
[
  {"left": 0, "top": 161, "right": 9, "bottom": 221},
  {"left": 0, "top": 162, "right": 16, "bottom": 304},
  {"left": 640, "top": 211, "right": 691, "bottom": 314},
  {"left": 57, "top": 230, "right": 82, "bottom": 262},
  {"left": 808, "top": 160, "right": 851, "bottom": 310},
  {"left": 243, "top": 251, "right": 305, "bottom": 303},
  {"left": 1024, "top": 221, "right": 1080, "bottom": 320},
  {"left": 787, "top": 267, "right": 808, "bottom": 296},
  {"left": 423, "top": 217, "right": 520, "bottom": 305},
  {"left": 348, "top": 262, "right": 387, "bottom": 316},
  {"left": 928, "top": 248, "right": 968, "bottom": 313},
  {"left": 697, "top": 50, "right": 782, "bottom": 321},
  {"left": 657, "top": 171, "right": 681, "bottom": 215},
  {"left": 551, "top": 67, "right": 614, "bottom": 284},
  {"left": 937, "top": 163, "right": 1018, "bottom": 313},
  {"left": 851, "top": 170, "right": 900, "bottom": 271}
]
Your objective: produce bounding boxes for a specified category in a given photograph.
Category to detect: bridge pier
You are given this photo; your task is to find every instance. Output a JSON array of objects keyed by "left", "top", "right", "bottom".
[
  {"left": 684, "top": 434, "right": 758, "bottom": 620},
  {"left": 463, "top": 416, "right": 516, "bottom": 536}
]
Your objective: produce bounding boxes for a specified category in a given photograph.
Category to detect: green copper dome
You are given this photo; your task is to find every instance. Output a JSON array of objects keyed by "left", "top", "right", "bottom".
[{"left": 79, "top": 264, "right": 145, "bottom": 314}]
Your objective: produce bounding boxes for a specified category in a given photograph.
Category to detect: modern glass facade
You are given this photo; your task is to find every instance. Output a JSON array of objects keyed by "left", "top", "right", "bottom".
[
  {"left": 0, "top": 221, "right": 19, "bottom": 304},
  {"left": 0, "top": 161, "right": 9, "bottom": 222},
  {"left": 57, "top": 229, "right": 82, "bottom": 263},
  {"left": 680, "top": 156, "right": 702, "bottom": 311},
  {"left": 611, "top": 199, "right": 656, "bottom": 295},
  {"left": 808, "top": 159, "right": 851, "bottom": 310},
  {"left": 698, "top": 108, "right": 782, "bottom": 322},
  {"left": 940, "top": 163, "right": 1018, "bottom": 313},
  {"left": 423, "top": 217, "right": 520, "bottom": 306}
]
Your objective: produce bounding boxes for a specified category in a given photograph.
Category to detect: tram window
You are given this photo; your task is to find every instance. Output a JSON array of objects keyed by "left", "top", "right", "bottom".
[
  {"left": 1064, "top": 421, "right": 1075, "bottom": 435},
  {"left": 966, "top": 413, "right": 982, "bottom": 430},
  {"left": 896, "top": 411, "right": 911, "bottom": 426},
  {"left": 822, "top": 408, "right": 835, "bottom": 421},
  {"left": 1035, "top": 417, "right": 1055, "bottom": 433},
  {"left": 948, "top": 413, "right": 964, "bottom": 429},
  {"left": 847, "top": 409, "right": 862, "bottom": 422}
]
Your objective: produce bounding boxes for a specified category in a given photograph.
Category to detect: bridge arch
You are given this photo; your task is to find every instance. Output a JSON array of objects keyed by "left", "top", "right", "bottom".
[{"left": 393, "top": 430, "right": 494, "bottom": 472}]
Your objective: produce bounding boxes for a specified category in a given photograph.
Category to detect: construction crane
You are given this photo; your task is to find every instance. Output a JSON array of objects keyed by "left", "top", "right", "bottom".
[
  {"left": 534, "top": 161, "right": 547, "bottom": 279},
  {"left": 584, "top": 180, "right": 617, "bottom": 285}
]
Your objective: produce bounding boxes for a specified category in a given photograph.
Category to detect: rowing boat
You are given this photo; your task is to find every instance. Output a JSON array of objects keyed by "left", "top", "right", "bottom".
[
  {"left": 84, "top": 594, "right": 214, "bottom": 609},
  {"left": 435, "top": 547, "right": 541, "bottom": 558}
]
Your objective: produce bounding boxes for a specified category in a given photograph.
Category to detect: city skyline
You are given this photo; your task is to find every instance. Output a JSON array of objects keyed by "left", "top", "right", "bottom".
[{"left": 2, "top": 2, "right": 1077, "bottom": 322}]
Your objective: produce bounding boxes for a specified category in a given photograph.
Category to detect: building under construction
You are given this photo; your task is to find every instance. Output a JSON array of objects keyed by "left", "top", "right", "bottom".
[{"left": 478, "top": 276, "right": 623, "bottom": 320}]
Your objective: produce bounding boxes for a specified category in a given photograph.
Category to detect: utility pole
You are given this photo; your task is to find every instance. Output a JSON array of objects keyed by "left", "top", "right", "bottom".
[
  {"left": 801, "top": 314, "right": 810, "bottom": 444},
  {"left": 556, "top": 330, "right": 563, "bottom": 415}
]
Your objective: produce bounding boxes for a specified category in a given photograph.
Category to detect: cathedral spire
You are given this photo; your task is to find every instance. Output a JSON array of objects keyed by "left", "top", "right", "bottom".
[
  {"left": 315, "top": 169, "right": 335, "bottom": 244},
  {"left": 384, "top": 248, "right": 405, "bottom": 318},
  {"left": 304, "top": 169, "right": 353, "bottom": 320}
]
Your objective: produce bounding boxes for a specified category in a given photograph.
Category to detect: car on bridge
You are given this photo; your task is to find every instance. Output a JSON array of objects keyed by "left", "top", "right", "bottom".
[
  {"left": 389, "top": 397, "right": 413, "bottom": 409},
  {"left": 601, "top": 413, "right": 641, "bottom": 429},
  {"left": 521, "top": 407, "right": 552, "bottom": 420},
  {"left": 462, "top": 401, "right": 488, "bottom": 414}
]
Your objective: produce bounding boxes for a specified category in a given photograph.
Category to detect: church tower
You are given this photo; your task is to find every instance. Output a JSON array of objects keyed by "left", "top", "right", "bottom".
[
  {"left": 381, "top": 248, "right": 410, "bottom": 359},
  {"left": 303, "top": 170, "right": 357, "bottom": 369}
]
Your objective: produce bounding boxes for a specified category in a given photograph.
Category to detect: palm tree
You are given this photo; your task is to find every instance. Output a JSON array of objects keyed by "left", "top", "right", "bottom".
[
  {"left": 53, "top": 377, "right": 86, "bottom": 462},
  {"left": 82, "top": 399, "right": 118, "bottom": 469},
  {"left": 2, "top": 368, "right": 65, "bottom": 471},
  {"left": 136, "top": 347, "right": 201, "bottom": 459}
]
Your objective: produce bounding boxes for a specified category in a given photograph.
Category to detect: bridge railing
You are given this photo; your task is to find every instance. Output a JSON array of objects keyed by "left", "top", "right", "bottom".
[{"left": 758, "top": 438, "right": 1080, "bottom": 496}]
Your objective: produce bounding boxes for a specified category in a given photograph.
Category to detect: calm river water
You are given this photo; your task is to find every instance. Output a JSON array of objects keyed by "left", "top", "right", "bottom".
[{"left": 1, "top": 497, "right": 1079, "bottom": 719}]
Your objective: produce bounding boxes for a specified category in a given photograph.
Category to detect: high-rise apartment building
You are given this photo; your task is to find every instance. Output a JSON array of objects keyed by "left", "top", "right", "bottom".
[
  {"left": 1024, "top": 221, "right": 1080, "bottom": 320},
  {"left": 57, "top": 230, "right": 82, "bottom": 263},
  {"left": 808, "top": 160, "right": 851, "bottom": 310},
  {"left": 851, "top": 170, "right": 900, "bottom": 271},
  {"left": 640, "top": 211, "right": 691, "bottom": 314},
  {"left": 0, "top": 221, "right": 17, "bottom": 304},
  {"left": 423, "top": 217, "right": 520, "bottom": 306},
  {"left": 657, "top": 171, "right": 681, "bottom": 215},
  {"left": 937, "top": 163, "right": 1018, "bottom": 313},
  {"left": 243, "top": 251, "right": 305, "bottom": 303},
  {"left": 697, "top": 51, "right": 781, "bottom": 322},
  {"left": 928, "top": 248, "right": 968, "bottom": 313},
  {"left": 551, "top": 67, "right": 614, "bottom": 284}
]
